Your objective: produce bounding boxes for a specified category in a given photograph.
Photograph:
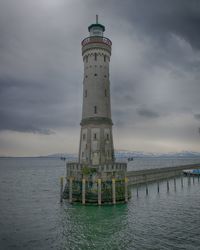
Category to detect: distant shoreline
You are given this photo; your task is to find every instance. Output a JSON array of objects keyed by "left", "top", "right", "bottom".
[{"left": 1, "top": 156, "right": 200, "bottom": 159}]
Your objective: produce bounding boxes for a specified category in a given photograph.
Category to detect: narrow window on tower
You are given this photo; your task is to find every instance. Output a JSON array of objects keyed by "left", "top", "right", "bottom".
[
  {"left": 94, "top": 133, "right": 97, "bottom": 140},
  {"left": 85, "top": 90, "right": 87, "bottom": 97},
  {"left": 104, "top": 55, "right": 106, "bottom": 62},
  {"left": 106, "top": 134, "right": 109, "bottom": 140},
  {"left": 86, "top": 56, "right": 88, "bottom": 63},
  {"left": 83, "top": 134, "right": 86, "bottom": 140},
  {"left": 94, "top": 106, "right": 97, "bottom": 114},
  {"left": 94, "top": 53, "right": 97, "bottom": 61}
]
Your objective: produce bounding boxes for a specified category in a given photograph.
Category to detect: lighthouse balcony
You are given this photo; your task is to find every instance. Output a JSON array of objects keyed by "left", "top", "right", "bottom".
[{"left": 82, "top": 36, "right": 112, "bottom": 48}]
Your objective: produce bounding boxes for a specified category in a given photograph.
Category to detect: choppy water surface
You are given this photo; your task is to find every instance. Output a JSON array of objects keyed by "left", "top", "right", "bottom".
[{"left": 0, "top": 157, "right": 200, "bottom": 250}]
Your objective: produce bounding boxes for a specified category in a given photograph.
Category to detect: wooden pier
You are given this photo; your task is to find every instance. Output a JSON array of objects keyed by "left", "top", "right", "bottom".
[
  {"left": 127, "top": 163, "right": 200, "bottom": 185},
  {"left": 60, "top": 163, "right": 200, "bottom": 204}
]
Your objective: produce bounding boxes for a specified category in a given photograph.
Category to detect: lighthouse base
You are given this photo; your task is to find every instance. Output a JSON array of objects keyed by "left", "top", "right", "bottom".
[{"left": 62, "top": 162, "right": 130, "bottom": 205}]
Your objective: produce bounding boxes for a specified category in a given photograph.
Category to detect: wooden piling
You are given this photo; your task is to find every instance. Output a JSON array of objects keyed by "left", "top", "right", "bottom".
[
  {"left": 82, "top": 179, "right": 86, "bottom": 204},
  {"left": 181, "top": 175, "right": 183, "bottom": 188},
  {"left": 167, "top": 179, "right": 169, "bottom": 192},
  {"left": 112, "top": 178, "right": 116, "bottom": 204},
  {"left": 157, "top": 182, "right": 160, "bottom": 193},
  {"left": 188, "top": 173, "right": 191, "bottom": 186},
  {"left": 136, "top": 184, "right": 139, "bottom": 197},
  {"left": 145, "top": 182, "right": 148, "bottom": 195},
  {"left": 60, "top": 176, "right": 64, "bottom": 203},
  {"left": 174, "top": 178, "right": 176, "bottom": 191},
  {"left": 69, "top": 177, "right": 73, "bottom": 203},
  {"left": 125, "top": 177, "right": 128, "bottom": 202},
  {"left": 98, "top": 179, "right": 101, "bottom": 205}
]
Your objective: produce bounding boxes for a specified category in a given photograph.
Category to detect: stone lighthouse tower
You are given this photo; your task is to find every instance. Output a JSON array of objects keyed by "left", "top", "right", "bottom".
[
  {"left": 79, "top": 15, "right": 114, "bottom": 166},
  {"left": 64, "top": 17, "right": 129, "bottom": 204}
]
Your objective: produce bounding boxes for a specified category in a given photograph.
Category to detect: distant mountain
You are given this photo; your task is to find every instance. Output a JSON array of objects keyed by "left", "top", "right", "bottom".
[
  {"left": 39, "top": 153, "right": 78, "bottom": 161},
  {"left": 114, "top": 150, "right": 200, "bottom": 159},
  {"left": 1, "top": 150, "right": 200, "bottom": 159},
  {"left": 45, "top": 150, "right": 200, "bottom": 161}
]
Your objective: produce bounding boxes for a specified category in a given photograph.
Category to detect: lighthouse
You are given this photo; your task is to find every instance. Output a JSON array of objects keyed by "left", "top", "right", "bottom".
[
  {"left": 64, "top": 17, "right": 129, "bottom": 204},
  {"left": 79, "top": 15, "right": 114, "bottom": 166}
]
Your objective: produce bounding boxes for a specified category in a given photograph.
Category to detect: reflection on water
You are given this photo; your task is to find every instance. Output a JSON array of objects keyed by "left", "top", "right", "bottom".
[
  {"left": 60, "top": 204, "right": 128, "bottom": 250},
  {"left": 0, "top": 158, "right": 200, "bottom": 250}
]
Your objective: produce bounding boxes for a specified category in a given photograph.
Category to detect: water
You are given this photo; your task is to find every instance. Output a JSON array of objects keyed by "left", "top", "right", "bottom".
[{"left": 0, "top": 157, "right": 200, "bottom": 250}]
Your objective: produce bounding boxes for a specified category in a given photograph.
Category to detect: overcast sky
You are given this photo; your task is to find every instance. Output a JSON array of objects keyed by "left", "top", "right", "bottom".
[{"left": 0, "top": 0, "right": 200, "bottom": 156}]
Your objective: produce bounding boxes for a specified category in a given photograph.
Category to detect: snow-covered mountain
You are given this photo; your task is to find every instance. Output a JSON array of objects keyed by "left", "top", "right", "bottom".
[{"left": 115, "top": 150, "right": 200, "bottom": 159}]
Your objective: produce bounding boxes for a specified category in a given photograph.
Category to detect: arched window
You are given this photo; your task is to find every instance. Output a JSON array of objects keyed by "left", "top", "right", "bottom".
[
  {"left": 94, "top": 106, "right": 97, "bottom": 114},
  {"left": 94, "top": 53, "right": 97, "bottom": 61}
]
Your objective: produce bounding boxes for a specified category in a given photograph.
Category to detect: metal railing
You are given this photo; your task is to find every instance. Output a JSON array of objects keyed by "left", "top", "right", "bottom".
[{"left": 81, "top": 36, "right": 112, "bottom": 47}]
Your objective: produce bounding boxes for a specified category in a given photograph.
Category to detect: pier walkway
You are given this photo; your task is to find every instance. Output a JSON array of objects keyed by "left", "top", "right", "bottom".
[{"left": 127, "top": 163, "right": 200, "bottom": 185}]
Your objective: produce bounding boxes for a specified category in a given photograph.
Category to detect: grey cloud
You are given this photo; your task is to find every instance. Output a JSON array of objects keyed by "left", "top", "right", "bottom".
[
  {"left": 194, "top": 114, "right": 200, "bottom": 120},
  {"left": 0, "top": 0, "right": 200, "bottom": 154},
  {"left": 92, "top": 0, "right": 200, "bottom": 49},
  {"left": 136, "top": 108, "right": 160, "bottom": 119},
  {"left": 0, "top": 0, "right": 83, "bottom": 134},
  {"left": 0, "top": 75, "right": 81, "bottom": 134}
]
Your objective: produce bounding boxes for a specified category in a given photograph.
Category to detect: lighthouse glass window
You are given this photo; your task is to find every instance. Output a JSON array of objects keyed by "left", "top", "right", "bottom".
[{"left": 90, "top": 27, "right": 103, "bottom": 37}]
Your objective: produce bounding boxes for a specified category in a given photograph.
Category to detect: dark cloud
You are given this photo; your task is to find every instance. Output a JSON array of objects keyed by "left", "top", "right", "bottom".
[
  {"left": 194, "top": 114, "right": 200, "bottom": 120},
  {"left": 0, "top": 0, "right": 200, "bottom": 154},
  {"left": 92, "top": 0, "right": 200, "bottom": 49},
  {"left": 0, "top": 76, "right": 81, "bottom": 133},
  {"left": 136, "top": 108, "right": 160, "bottom": 119}
]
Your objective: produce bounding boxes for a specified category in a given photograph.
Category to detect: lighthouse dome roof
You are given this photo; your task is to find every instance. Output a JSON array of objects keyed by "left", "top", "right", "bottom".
[{"left": 88, "top": 23, "right": 105, "bottom": 32}]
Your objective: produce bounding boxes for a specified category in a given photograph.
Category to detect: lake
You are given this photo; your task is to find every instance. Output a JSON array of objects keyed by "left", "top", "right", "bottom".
[{"left": 0, "top": 157, "right": 200, "bottom": 249}]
